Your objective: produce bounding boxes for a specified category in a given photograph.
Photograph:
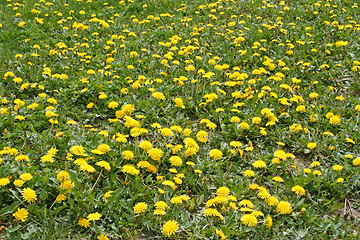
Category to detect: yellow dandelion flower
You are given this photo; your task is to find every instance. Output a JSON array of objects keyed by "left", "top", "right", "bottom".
[
  {"left": 329, "top": 115, "right": 341, "bottom": 125},
  {"left": 147, "top": 148, "right": 163, "bottom": 161},
  {"left": 243, "top": 169, "right": 255, "bottom": 177},
  {"left": 307, "top": 142, "right": 317, "bottom": 149},
  {"left": 13, "top": 208, "right": 28, "bottom": 222},
  {"left": 266, "top": 215, "right": 273, "bottom": 228},
  {"left": 155, "top": 201, "right": 168, "bottom": 210},
  {"left": 291, "top": 185, "right": 306, "bottom": 195},
  {"left": 276, "top": 201, "right": 292, "bottom": 214},
  {"left": 57, "top": 170, "right": 70, "bottom": 181},
  {"left": 87, "top": 212, "right": 102, "bottom": 221},
  {"left": 253, "top": 160, "right": 266, "bottom": 168},
  {"left": 15, "top": 155, "right": 29, "bottom": 162},
  {"left": 20, "top": 173, "right": 32, "bottom": 181},
  {"left": 332, "top": 165, "right": 343, "bottom": 171},
  {"left": 97, "top": 144, "right": 111, "bottom": 153},
  {"left": 265, "top": 196, "right": 279, "bottom": 206},
  {"left": 353, "top": 158, "right": 360, "bottom": 166},
  {"left": 217, "top": 187, "right": 230, "bottom": 196},
  {"left": 122, "top": 164, "right": 139, "bottom": 175},
  {"left": 97, "top": 234, "right": 109, "bottom": 240},
  {"left": 13, "top": 179, "right": 25, "bottom": 187},
  {"left": 22, "top": 188, "right": 37, "bottom": 203},
  {"left": 241, "top": 214, "right": 257, "bottom": 227},
  {"left": 96, "top": 161, "right": 111, "bottom": 171},
  {"left": 209, "top": 149, "right": 223, "bottom": 160},
  {"left": 78, "top": 218, "right": 90, "bottom": 228},
  {"left": 162, "top": 220, "right": 179, "bottom": 237},
  {"left": 56, "top": 193, "right": 67, "bottom": 202},
  {"left": 169, "top": 156, "right": 183, "bottom": 166},
  {"left": 272, "top": 176, "right": 284, "bottom": 182},
  {"left": 152, "top": 92, "right": 165, "bottom": 100},
  {"left": 103, "top": 191, "right": 114, "bottom": 201},
  {"left": 134, "top": 202, "right": 148, "bottom": 214},
  {"left": 0, "top": 177, "right": 10, "bottom": 186},
  {"left": 70, "top": 145, "right": 86, "bottom": 156},
  {"left": 139, "top": 140, "right": 152, "bottom": 150}
]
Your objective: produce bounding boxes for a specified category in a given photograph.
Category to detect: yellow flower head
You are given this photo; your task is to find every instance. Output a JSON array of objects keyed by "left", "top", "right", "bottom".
[
  {"left": 276, "top": 201, "right": 292, "bottom": 214},
  {"left": 162, "top": 220, "right": 179, "bottom": 237},
  {"left": 13, "top": 208, "right": 28, "bottom": 222},
  {"left": 87, "top": 212, "right": 102, "bottom": 221},
  {"left": 291, "top": 185, "right": 306, "bottom": 195},
  {"left": 22, "top": 188, "right": 37, "bottom": 203},
  {"left": 209, "top": 149, "right": 223, "bottom": 160},
  {"left": 134, "top": 202, "right": 148, "bottom": 214},
  {"left": 241, "top": 214, "right": 257, "bottom": 227}
]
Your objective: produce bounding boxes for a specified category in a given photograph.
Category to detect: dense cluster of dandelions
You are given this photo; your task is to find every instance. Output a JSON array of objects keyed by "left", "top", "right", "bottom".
[{"left": 1, "top": 0, "right": 360, "bottom": 239}]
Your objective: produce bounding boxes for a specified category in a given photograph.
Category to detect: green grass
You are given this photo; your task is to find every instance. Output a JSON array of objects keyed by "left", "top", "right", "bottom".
[{"left": 0, "top": 0, "right": 360, "bottom": 239}]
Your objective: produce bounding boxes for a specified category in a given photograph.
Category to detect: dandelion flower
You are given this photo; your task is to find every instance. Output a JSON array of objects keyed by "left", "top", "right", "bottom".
[
  {"left": 238, "top": 122, "right": 250, "bottom": 130},
  {"left": 122, "top": 164, "right": 140, "bottom": 175},
  {"left": 162, "top": 220, "right": 179, "bottom": 237},
  {"left": 204, "top": 208, "right": 224, "bottom": 220},
  {"left": 40, "top": 154, "right": 54, "bottom": 163},
  {"left": 253, "top": 160, "right": 266, "bottom": 168},
  {"left": 209, "top": 149, "right": 223, "bottom": 160},
  {"left": 336, "top": 178, "right": 344, "bottom": 183},
  {"left": 122, "top": 150, "right": 134, "bottom": 160},
  {"left": 139, "top": 140, "right": 152, "bottom": 150},
  {"left": 217, "top": 187, "right": 230, "bottom": 196},
  {"left": 78, "top": 218, "right": 90, "bottom": 228},
  {"left": 97, "top": 144, "right": 111, "bottom": 153},
  {"left": 196, "top": 130, "right": 208, "bottom": 143},
  {"left": 134, "top": 202, "right": 148, "bottom": 214},
  {"left": 155, "top": 201, "right": 168, "bottom": 210},
  {"left": 215, "top": 228, "right": 227, "bottom": 240},
  {"left": 307, "top": 142, "right": 317, "bottom": 149},
  {"left": 243, "top": 170, "right": 255, "bottom": 177},
  {"left": 152, "top": 92, "right": 165, "bottom": 100},
  {"left": 154, "top": 209, "right": 166, "bottom": 215},
  {"left": 329, "top": 115, "right": 341, "bottom": 125},
  {"left": 160, "top": 128, "right": 173, "bottom": 137},
  {"left": 332, "top": 165, "right": 343, "bottom": 171},
  {"left": 266, "top": 215, "right": 273, "bottom": 228},
  {"left": 13, "top": 208, "right": 28, "bottom": 222},
  {"left": 103, "top": 191, "right": 114, "bottom": 201},
  {"left": 87, "top": 212, "right": 102, "bottom": 221},
  {"left": 70, "top": 145, "right": 86, "bottom": 156},
  {"left": 13, "top": 179, "right": 25, "bottom": 187},
  {"left": 147, "top": 148, "right": 163, "bottom": 161},
  {"left": 97, "top": 234, "right": 109, "bottom": 240},
  {"left": 96, "top": 161, "right": 111, "bottom": 171},
  {"left": 56, "top": 193, "right": 67, "bottom": 202},
  {"left": 174, "top": 98, "right": 185, "bottom": 108},
  {"left": 272, "top": 176, "right": 284, "bottom": 182},
  {"left": 15, "top": 155, "right": 29, "bottom": 162},
  {"left": 291, "top": 185, "right": 306, "bottom": 195},
  {"left": 22, "top": 188, "right": 37, "bottom": 203},
  {"left": 241, "top": 214, "right": 257, "bottom": 227},
  {"left": 169, "top": 156, "right": 183, "bottom": 166},
  {"left": 238, "top": 200, "right": 254, "bottom": 208},
  {"left": 276, "top": 201, "right": 292, "bottom": 215},
  {"left": 353, "top": 158, "right": 360, "bottom": 166},
  {"left": 0, "top": 178, "right": 10, "bottom": 186},
  {"left": 252, "top": 117, "right": 261, "bottom": 124},
  {"left": 108, "top": 101, "right": 119, "bottom": 109},
  {"left": 57, "top": 170, "right": 70, "bottom": 181},
  {"left": 265, "top": 196, "right": 279, "bottom": 206}
]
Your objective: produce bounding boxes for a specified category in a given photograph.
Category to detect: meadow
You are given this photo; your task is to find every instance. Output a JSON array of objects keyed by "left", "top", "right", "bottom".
[{"left": 0, "top": 0, "right": 360, "bottom": 239}]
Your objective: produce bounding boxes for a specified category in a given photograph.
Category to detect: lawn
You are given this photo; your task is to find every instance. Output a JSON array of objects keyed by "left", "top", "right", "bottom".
[{"left": 0, "top": 0, "right": 360, "bottom": 239}]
